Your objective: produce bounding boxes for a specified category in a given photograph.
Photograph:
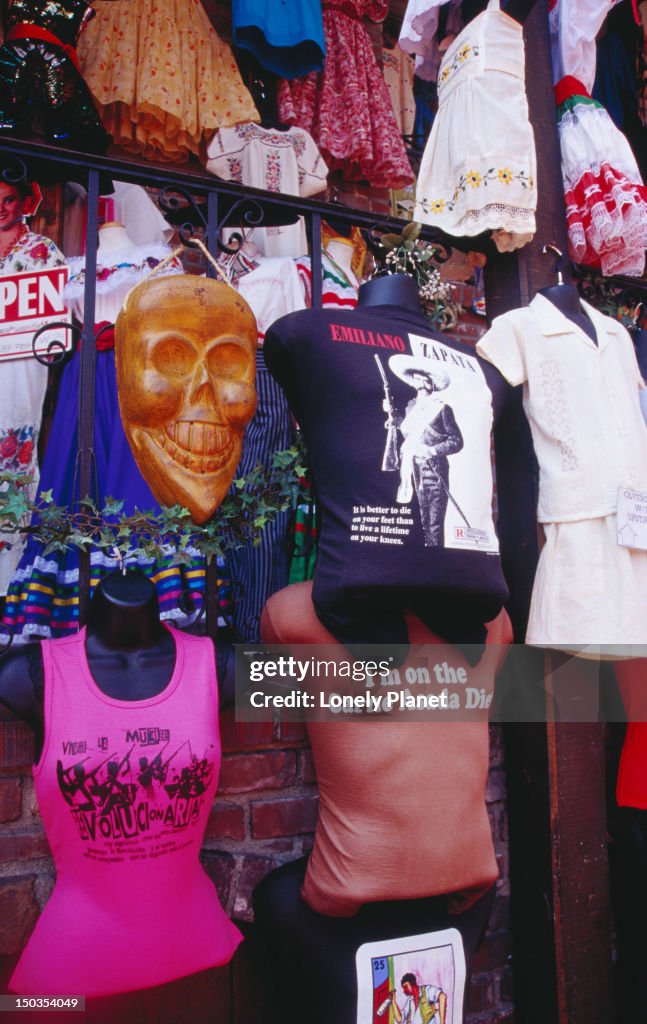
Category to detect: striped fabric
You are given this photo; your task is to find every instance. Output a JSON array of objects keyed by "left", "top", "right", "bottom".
[
  {"left": 2, "top": 546, "right": 233, "bottom": 641},
  {"left": 224, "top": 350, "right": 294, "bottom": 642}
]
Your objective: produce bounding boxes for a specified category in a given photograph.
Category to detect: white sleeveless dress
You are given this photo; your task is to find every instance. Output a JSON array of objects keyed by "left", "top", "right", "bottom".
[{"left": 414, "top": 0, "right": 537, "bottom": 252}]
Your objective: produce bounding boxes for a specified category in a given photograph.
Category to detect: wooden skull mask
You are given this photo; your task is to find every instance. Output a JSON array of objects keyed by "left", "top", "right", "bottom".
[{"left": 115, "top": 275, "right": 257, "bottom": 524}]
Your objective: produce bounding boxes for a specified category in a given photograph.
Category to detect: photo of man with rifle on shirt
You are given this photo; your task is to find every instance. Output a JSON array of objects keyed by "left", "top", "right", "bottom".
[{"left": 376, "top": 354, "right": 464, "bottom": 547}]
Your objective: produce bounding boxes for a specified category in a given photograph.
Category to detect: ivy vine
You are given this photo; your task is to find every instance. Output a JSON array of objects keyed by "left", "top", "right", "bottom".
[{"left": 0, "top": 441, "right": 311, "bottom": 566}]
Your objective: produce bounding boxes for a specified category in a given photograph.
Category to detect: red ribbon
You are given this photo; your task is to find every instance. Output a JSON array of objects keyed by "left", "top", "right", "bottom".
[
  {"left": 94, "top": 322, "right": 115, "bottom": 352},
  {"left": 554, "top": 75, "right": 590, "bottom": 106},
  {"left": 6, "top": 23, "right": 81, "bottom": 72}
]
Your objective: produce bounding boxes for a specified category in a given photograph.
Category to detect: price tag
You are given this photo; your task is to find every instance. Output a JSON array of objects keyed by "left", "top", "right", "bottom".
[{"left": 617, "top": 486, "right": 647, "bottom": 550}]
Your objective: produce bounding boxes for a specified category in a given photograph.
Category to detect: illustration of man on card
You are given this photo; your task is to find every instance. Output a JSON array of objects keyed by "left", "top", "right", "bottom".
[
  {"left": 389, "top": 973, "right": 447, "bottom": 1024},
  {"left": 356, "top": 928, "right": 464, "bottom": 1024}
]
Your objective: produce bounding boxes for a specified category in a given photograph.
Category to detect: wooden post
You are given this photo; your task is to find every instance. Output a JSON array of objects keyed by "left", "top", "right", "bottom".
[{"left": 483, "top": 1, "right": 614, "bottom": 1020}]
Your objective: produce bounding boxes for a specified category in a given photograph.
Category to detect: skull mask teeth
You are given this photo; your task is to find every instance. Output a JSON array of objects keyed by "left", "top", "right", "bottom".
[{"left": 155, "top": 422, "right": 236, "bottom": 474}]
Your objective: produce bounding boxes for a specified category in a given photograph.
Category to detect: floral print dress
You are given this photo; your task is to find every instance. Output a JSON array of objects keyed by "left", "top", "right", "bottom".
[
  {"left": 77, "top": 0, "right": 259, "bottom": 163},
  {"left": 414, "top": 0, "right": 537, "bottom": 252},
  {"left": 277, "top": 0, "right": 414, "bottom": 189},
  {"left": 0, "top": 231, "right": 66, "bottom": 594}
]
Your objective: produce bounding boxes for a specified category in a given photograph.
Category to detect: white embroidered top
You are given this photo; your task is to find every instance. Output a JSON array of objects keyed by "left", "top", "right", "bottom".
[
  {"left": 206, "top": 123, "right": 328, "bottom": 258},
  {"left": 477, "top": 293, "right": 647, "bottom": 523}
]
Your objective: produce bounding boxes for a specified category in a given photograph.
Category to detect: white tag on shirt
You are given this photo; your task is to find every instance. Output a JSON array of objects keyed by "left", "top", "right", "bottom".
[{"left": 617, "top": 486, "right": 647, "bottom": 549}]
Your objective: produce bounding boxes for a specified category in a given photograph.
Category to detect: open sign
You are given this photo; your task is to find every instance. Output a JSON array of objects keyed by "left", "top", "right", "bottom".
[{"left": 0, "top": 267, "right": 71, "bottom": 361}]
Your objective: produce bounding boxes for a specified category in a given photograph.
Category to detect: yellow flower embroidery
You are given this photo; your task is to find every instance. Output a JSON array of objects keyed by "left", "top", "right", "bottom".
[
  {"left": 440, "top": 65, "right": 450, "bottom": 83},
  {"left": 429, "top": 199, "right": 446, "bottom": 213},
  {"left": 498, "top": 167, "right": 513, "bottom": 185},
  {"left": 458, "top": 44, "right": 471, "bottom": 62},
  {"left": 466, "top": 171, "right": 482, "bottom": 187},
  {"left": 528, "top": 175, "right": 534, "bottom": 188}
]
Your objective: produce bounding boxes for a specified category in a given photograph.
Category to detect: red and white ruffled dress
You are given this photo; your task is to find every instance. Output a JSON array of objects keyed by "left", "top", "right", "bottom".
[
  {"left": 277, "top": 0, "right": 414, "bottom": 190},
  {"left": 550, "top": 0, "right": 647, "bottom": 276}
]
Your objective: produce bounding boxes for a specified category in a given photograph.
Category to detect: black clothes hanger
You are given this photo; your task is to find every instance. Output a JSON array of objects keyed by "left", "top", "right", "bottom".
[{"left": 537, "top": 244, "right": 598, "bottom": 345}]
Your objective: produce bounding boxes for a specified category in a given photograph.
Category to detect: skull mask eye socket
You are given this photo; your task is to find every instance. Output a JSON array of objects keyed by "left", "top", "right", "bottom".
[
  {"left": 207, "top": 341, "right": 251, "bottom": 381},
  {"left": 151, "top": 336, "right": 196, "bottom": 380}
]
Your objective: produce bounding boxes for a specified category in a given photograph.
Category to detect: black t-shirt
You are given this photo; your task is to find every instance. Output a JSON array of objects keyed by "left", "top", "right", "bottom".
[{"left": 265, "top": 304, "right": 515, "bottom": 648}]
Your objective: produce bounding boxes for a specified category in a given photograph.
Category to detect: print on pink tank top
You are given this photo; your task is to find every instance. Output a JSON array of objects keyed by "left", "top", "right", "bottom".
[{"left": 10, "top": 626, "right": 242, "bottom": 997}]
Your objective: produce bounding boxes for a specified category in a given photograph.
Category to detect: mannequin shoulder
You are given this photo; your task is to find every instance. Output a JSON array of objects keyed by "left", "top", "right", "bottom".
[
  {"left": 261, "top": 582, "right": 333, "bottom": 645},
  {"left": 265, "top": 307, "right": 339, "bottom": 347}
]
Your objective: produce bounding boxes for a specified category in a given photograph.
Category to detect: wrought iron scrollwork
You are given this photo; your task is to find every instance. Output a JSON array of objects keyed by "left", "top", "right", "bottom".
[
  {"left": 157, "top": 186, "right": 266, "bottom": 256},
  {"left": 215, "top": 197, "right": 264, "bottom": 255},
  {"left": 31, "top": 320, "right": 80, "bottom": 367},
  {"left": 1, "top": 156, "right": 28, "bottom": 187},
  {"left": 158, "top": 184, "right": 207, "bottom": 244},
  {"left": 176, "top": 587, "right": 207, "bottom": 633},
  {"left": 94, "top": 322, "right": 114, "bottom": 348}
]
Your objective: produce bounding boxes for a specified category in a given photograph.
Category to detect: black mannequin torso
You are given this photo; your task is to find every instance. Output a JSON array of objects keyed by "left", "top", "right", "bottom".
[
  {"left": 0, "top": 571, "right": 176, "bottom": 758},
  {"left": 538, "top": 283, "right": 598, "bottom": 345},
  {"left": 357, "top": 273, "right": 423, "bottom": 313}
]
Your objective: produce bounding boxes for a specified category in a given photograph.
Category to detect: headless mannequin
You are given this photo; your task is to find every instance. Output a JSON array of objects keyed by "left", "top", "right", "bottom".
[
  {"left": 96, "top": 220, "right": 139, "bottom": 262},
  {"left": 0, "top": 569, "right": 235, "bottom": 1022},
  {"left": 537, "top": 282, "right": 598, "bottom": 345},
  {"left": 0, "top": 571, "right": 176, "bottom": 759},
  {"left": 253, "top": 585, "right": 511, "bottom": 1024},
  {"left": 247, "top": 68, "right": 289, "bottom": 130},
  {"left": 324, "top": 237, "right": 358, "bottom": 288}
]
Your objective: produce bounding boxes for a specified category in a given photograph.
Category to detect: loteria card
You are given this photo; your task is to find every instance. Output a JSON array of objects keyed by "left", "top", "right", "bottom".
[{"left": 355, "top": 927, "right": 465, "bottom": 1024}]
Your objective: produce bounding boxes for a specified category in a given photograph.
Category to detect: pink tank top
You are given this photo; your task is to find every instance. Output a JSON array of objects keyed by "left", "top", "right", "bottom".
[{"left": 10, "top": 626, "right": 242, "bottom": 997}]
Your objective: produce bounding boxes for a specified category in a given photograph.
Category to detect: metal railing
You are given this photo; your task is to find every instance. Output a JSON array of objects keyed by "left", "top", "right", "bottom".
[{"left": 0, "top": 134, "right": 474, "bottom": 637}]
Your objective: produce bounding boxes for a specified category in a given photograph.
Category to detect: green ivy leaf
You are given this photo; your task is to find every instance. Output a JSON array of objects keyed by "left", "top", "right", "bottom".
[
  {"left": 401, "top": 221, "right": 422, "bottom": 242},
  {"left": 380, "top": 233, "right": 404, "bottom": 248},
  {"left": 102, "top": 498, "right": 125, "bottom": 516}
]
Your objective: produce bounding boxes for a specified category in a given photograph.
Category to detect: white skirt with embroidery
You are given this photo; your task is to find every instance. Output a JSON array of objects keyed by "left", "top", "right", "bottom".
[
  {"left": 526, "top": 514, "right": 647, "bottom": 657},
  {"left": 414, "top": 60, "right": 537, "bottom": 251}
]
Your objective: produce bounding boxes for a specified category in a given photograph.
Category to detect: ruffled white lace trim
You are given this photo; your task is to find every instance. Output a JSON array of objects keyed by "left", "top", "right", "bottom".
[
  {"left": 558, "top": 102, "right": 644, "bottom": 189},
  {"left": 414, "top": 198, "right": 536, "bottom": 244},
  {"left": 568, "top": 192, "right": 647, "bottom": 277}
]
